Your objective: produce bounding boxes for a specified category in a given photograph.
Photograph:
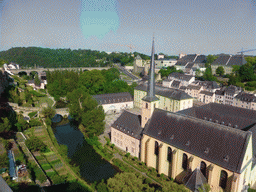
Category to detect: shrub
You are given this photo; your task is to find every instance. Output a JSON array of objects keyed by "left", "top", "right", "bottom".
[
  {"left": 125, "top": 153, "right": 131, "bottom": 158},
  {"left": 29, "top": 118, "right": 42, "bottom": 127},
  {"left": 25, "top": 136, "right": 48, "bottom": 152}
]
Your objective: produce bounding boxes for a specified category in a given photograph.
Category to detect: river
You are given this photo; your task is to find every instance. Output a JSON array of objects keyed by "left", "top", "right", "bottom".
[{"left": 51, "top": 116, "right": 118, "bottom": 183}]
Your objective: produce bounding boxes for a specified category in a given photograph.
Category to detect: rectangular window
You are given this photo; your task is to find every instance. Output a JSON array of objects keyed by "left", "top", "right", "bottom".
[
  {"left": 120, "top": 141, "right": 122, "bottom": 146},
  {"left": 132, "top": 148, "right": 135, "bottom": 153},
  {"left": 114, "top": 137, "right": 116, "bottom": 142}
]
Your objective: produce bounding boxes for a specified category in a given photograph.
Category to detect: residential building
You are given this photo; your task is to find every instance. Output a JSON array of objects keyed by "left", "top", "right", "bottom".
[
  {"left": 111, "top": 110, "right": 142, "bottom": 158},
  {"left": 211, "top": 54, "right": 247, "bottom": 75},
  {"left": 198, "top": 91, "right": 215, "bottom": 104},
  {"left": 234, "top": 92, "right": 256, "bottom": 110},
  {"left": 92, "top": 92, "right": 133, "bottom": 114},
  {"left": 223, "top": 85, "right": 243, "bottom": 105},
  {"left": 185, "top": 85, "right": 203, "bottom": 98}
]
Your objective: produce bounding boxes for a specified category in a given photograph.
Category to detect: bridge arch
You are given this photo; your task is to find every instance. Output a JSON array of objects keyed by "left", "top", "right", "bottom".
[{"left": 18, "top": 71, "right": 28, "bottom": 77}]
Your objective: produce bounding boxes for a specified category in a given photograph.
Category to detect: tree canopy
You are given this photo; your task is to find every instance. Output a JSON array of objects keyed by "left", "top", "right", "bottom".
[
  {"left": 67, "top": 88, "right": 105, "bottom": 137},
  {"left": 0, "top": 47, "right": 141, "bottom": 68},
  {"left": 216, "top": 66, "right": 225, "bottom": 76}
]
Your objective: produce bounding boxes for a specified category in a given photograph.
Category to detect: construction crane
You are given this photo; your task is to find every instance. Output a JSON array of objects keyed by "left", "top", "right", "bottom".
[{"left": 237, "top": 48, "right": 256, "bottom": 55}]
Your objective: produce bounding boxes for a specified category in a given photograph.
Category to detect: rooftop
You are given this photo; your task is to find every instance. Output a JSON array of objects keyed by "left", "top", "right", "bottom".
[
  {"left": 92, "top": 92, "right": 133, "bottom": 105},
  {"left": 112, "top": 110, "right": 142, "bottom": 139},
  {"left": 135, "top": 83, "right": 192, "bottom": 100},
  {"left": 144, "top": 108, "right": 250, "bottom": 173}
]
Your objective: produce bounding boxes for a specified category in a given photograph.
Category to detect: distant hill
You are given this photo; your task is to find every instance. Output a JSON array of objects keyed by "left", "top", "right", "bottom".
[{"left": 0, "top": 47, "right": 148, "bottom": 68}]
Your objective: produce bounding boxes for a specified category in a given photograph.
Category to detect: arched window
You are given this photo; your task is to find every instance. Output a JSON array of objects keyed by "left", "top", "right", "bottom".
[
  {"left": 219, "top": 170, "right": 228, "bottom": 189},
  {"left": 182, "top": 153, "right": 188, "bottom": 170},
  {"left": 154, "top": 141, "right": 159, "bottom": 155},
  {"left": 146, "top": 103, "right": 148, "bottom": 109},
  {"left": 167, "top": 147, "right": 172, "bottom": 162},
  {"left": 200, "top": 161, "right": 207, "bottom": 178}
]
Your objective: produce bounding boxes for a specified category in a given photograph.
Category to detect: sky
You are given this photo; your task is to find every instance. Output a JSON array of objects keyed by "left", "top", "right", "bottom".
[{"left": 0, "top": 0, "right": 255, "bottom": 56}]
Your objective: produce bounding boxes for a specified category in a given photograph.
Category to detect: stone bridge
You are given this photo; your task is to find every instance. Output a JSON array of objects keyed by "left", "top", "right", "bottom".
[
  {"left": 55, "top": 108, "right": 69, "bottom": 117},
  {"left": 10, "top": 67, "right": 111, "bottom": 75}
]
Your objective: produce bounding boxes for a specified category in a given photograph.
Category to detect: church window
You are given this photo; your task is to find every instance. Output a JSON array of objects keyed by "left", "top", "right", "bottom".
[
  {"left": 154, "top": 141, "right": 159, "bottom": 156},
  {"left": 167, "top": 147, "right": 172, "bottom": 162},
  {"left": 146, "top": 103, "right": 148, "bottom": 109},
  {"left": 182, "top": 153, "right": 188, "bottom": 170},
  {"left": 200, "top": 161, "right": 207, "bottom": 178},
  {"left": 219, "top": 170, "right": 228, "bottom": 189}
]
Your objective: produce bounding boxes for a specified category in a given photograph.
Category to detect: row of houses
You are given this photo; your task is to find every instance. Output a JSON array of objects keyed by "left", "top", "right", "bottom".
[{"left": 162, "top": 72, "right": 256, "bottom": 111}]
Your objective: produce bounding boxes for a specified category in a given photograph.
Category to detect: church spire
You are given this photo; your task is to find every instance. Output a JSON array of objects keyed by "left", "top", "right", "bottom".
[{"left": 142, "top": 35, "right": 159, "bottom": 102}]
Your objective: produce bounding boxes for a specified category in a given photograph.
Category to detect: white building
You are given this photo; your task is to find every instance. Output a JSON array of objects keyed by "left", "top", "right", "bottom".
[{"left": 92, "top": 92, "right": 134, "bottom": 114}]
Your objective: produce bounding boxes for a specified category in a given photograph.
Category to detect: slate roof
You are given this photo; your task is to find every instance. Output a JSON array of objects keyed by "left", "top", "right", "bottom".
[
  {"left": 135, "top": 83, "right": 192, "bottom": 100},
  {"left": 186, "top": 85, "right": 202, "bottom": 90},
  {"left": 168, "top": 72, "right": 194, "bottom": 82},
  {"left": 185, "top": 62, "right": 195, "bottom": 69},
  {"left": 92, "top": 92, "right": 133, "bottom": 105},
  {"left": 143, "top": 108, "right": 251, "bottom": 173},
  {"left": 194, "top": 55, "right": 206, "bottom": 63},
  {"left": 184, "top": 168, "right": 208, "bottom": 192},
  {"left": 212, "top": 55, "right": 231, "bottom": 65},
  {"left": 199, "top": 90, "right": 214, "bottom": 96},
  {"left": 198, "top": 81, "right": 219, "bottom": 89},
  {"left": 215, "top": 89, "right": 225, "bottom": 96},
  {"left": 178, "top": 103, "right": 256, "bottom": 130},
  {"left": 112, "top": 110, "right": 142, "bottom": 139},
  {"left": 228, "top": 55, "right": 247, "bottom": 66},
  {"left": 180, "top": 54, "right": 197, "bottom": 62},
  {"left": 225, "top": 85, "right": 242, "bottom": 94},
  {"left": 171, "top": 80, "right": 181, "bottom": 88},
  {"left": 0, "top": 176, "right": 13, "bottom": 192},
  {"left": 234, "top": 92, "right": 256, "bottom": 102},
  {"left": 175, "top": 60, "right": 188, "bottom": 66}
]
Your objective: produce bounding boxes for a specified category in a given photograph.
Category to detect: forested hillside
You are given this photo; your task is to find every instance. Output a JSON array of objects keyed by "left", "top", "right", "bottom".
[{"left": 0, "top": 47, "right": 150, "bottom": 68}]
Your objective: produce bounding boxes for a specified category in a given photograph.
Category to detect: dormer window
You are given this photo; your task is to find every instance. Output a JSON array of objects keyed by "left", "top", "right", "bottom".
[
  {"left": 222, "top": 121, "right": 225, "bottom": 125},
  {"left": 215, "top": 120, "right": 219, "bottom": 123},
  {"left": 170, "top": 135, "right": 174, "bottom": 140},
  {"left": 228, "top": 123, "right": 231, "bottom": 127},
  {"left": 158, "top": 131, "right": 162, "bottom": 135},
  {"left": 209, "top": 118, "right": 212, "bottom": 122},
  {"left": 234, "top": 125, "right": 238, "bottom": 128},
  {"left": 204, "top": 117, "right": 207, "bottom": 120},
  {"left": 131, "top": 132, "right": 134, "bottom": 135},
  {"left": 204, "top": 148, "right": 209, "bottom": 154},
  {"left": 185, "top": 141, "right": 190, "bottom": 146}
]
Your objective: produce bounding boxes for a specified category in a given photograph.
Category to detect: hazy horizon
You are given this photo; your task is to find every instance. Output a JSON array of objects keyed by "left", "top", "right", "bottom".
[{"left": 0, "top": 0, "right": 255, "bottom": 56}]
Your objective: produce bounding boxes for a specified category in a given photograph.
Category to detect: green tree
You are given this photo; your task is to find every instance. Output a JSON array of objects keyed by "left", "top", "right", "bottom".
[
  {"left": 25, "top": 136, "right": 47, "bottom": 152},
  {"left": 239, "top": 63, "right": 256, "bottom": 82},
  {"left": 216, "top": 66, "right": 225, "bottom": 76},
  {"left": 41, "top": 106, "right": 56, "bottom": 119},
  {"left": 107, "top": 172, "right": 155, "bottom": 192},
  {"left": 0, "top": 117, "right": 12, "bottom": 133},
  {"left": 67, "top": 88, "right": 105, "bottom": 137},
  {"left": 15, "top": 117, "right": 29, "bottom": 132},
  {"left": 34, "top": 74, "right": 41, "bottom": 86},
  {"left": 203, "top": 66, "right": 216, "bottom": 81},
  {"left": 206, "top": 54, "right": 218, "bottom": 64}
]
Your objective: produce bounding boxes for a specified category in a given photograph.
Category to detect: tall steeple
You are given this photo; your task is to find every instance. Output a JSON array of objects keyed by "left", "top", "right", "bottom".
[{"left": 142, "top": 35, "right": 159, "bottom": 102}]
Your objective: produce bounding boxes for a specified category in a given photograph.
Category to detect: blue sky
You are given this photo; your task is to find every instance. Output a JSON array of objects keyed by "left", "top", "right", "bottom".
[{"left": 0, "top": 0, "right": 255, "bottom": 55}]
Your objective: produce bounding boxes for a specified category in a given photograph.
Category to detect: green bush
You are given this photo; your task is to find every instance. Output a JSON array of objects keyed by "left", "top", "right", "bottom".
[
  {"left": 30, "top": 90, "right": 46, "bottom": 97},
  {"left": 25, "top": 136, "right": 48, "bottom": 152},
  {"left": 46, "top": 171, "right": 56, "bottom": 177},
  {"left": 125, "top": 152, "right": 130, "bottom": 158},
  {"left": 29, "top": 118, "right": 42, "bottom": 127}
]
